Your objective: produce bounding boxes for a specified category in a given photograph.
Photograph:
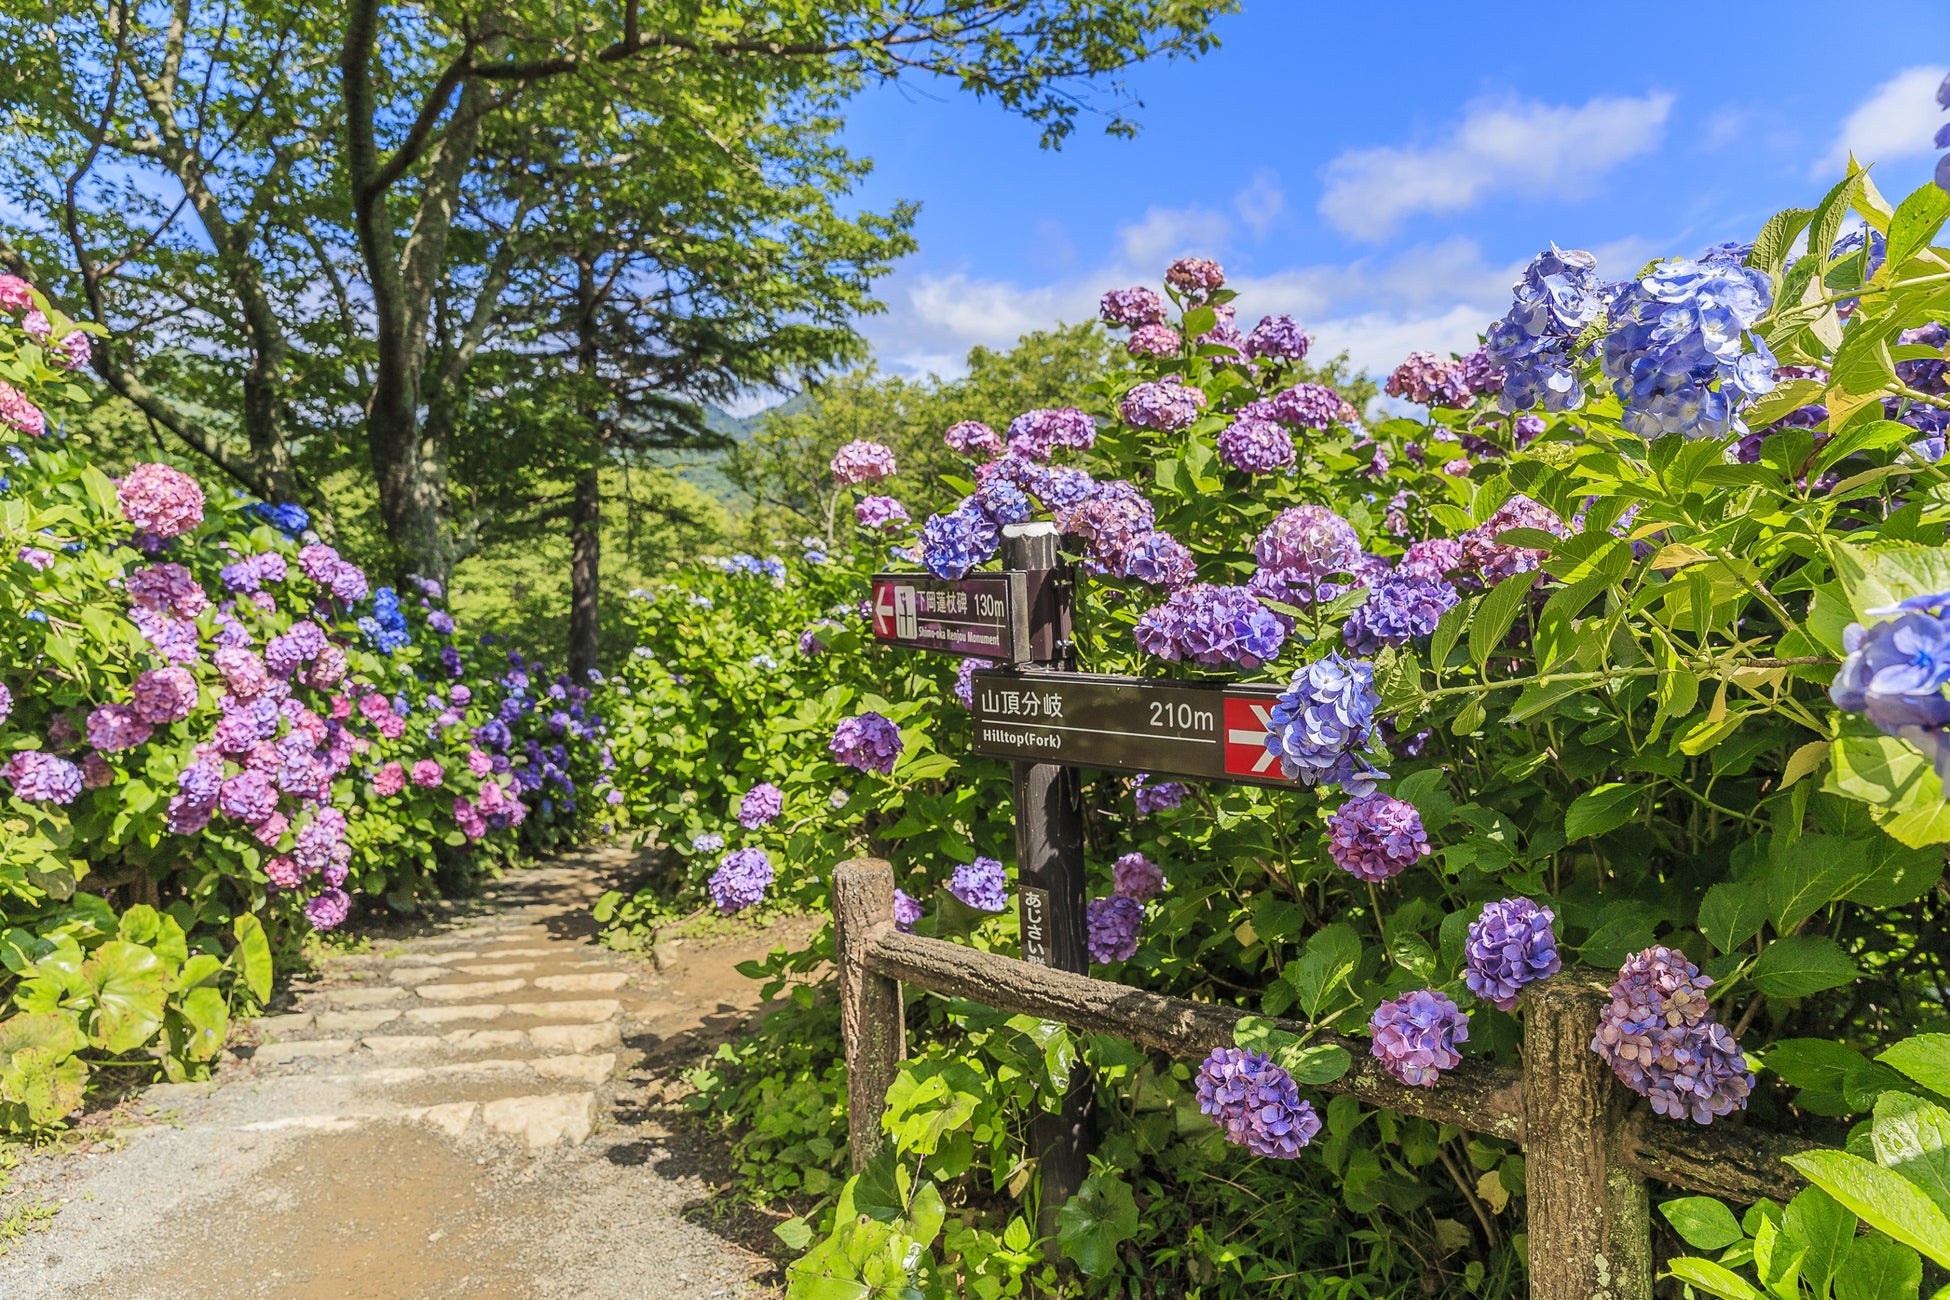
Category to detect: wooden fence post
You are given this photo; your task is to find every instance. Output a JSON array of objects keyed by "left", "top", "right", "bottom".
[
  {"left": 833, "top": 858, "right": 905, "bottom": 1172},
  {"left": 1522, "top": 972, "right": 1652, "bottom": 1300}
]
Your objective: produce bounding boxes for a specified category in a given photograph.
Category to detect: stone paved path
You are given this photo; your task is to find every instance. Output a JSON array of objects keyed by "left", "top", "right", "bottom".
[{"left": 0, "top": 848, "right": 803, "bottom": 1299}]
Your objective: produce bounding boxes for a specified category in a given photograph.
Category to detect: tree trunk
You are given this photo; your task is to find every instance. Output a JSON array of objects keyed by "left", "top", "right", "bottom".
[
  {"left": 568, "top": 466, "right": 602, "bottom": 681},
  {"left": 567, "top": 254, "right": 603, "bottom": 681}
]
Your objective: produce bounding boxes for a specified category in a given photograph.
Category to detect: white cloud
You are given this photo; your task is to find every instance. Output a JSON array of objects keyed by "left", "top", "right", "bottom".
[
  {"left": 1115, "top": 205, "right": 1232, "bottom": 268},
  {"left": 1318, "top": 93, "right": 1675, "bottom": 242},
  {"left": 1820, "top": 66, "right": 1949, "bottom": 173},
  {"left": 1234, "top": 169, "right": 1287, "bottom": 237}
]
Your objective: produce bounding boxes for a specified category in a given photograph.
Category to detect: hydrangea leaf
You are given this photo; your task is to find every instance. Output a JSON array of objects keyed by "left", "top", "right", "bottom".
[
  {"left": 1659, "top": 1195, "right": 1744, "bottom": 1251},
  {"left": 1054, "top": 1172, "right": 1138, "bottom": 1277},
  {"left": 230, "top": 913, "right": 273, "bottom": 1005},
  {"left": 1784, "top": 1148, "right": 1950, "bottom": 1268},
  {"left": 1750, "top": 936, "right": 1859, "bottom": 999},
  {"left": 1699, "top": 881, "right": 1769, "bottom": 954},
  {"left": 1871, "top": 1092, "right": 1950, "bottom": 1219},
  {"left": 1563, "top": 783, "right": 1644, "bottom": 842},
  {"left": 1784, "top": 1186, "right": 1858, "bottom": 1294},
  {"left": 78, "top": 938, "right": 169, "bottom": 1053},
  {"left": 1879, "top": 1035, "right": 1950, "bottom": 1099},
  {"left": 1831, "top": 1235, "right": 1923, "bottom": 1300}
]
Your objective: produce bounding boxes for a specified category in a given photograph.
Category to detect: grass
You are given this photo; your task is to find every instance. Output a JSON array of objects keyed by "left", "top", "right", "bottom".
[{"left": 0, "top": 1143, "right": 58, "bottom": 1257}]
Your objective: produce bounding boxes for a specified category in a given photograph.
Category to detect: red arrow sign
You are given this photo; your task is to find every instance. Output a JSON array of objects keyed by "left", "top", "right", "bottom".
[
  {"left": 1221, "top": 695, "right": 1285, "bottom": 779},
  {"left": 872, "top": 580, "right": 898, "bottom": 638}
]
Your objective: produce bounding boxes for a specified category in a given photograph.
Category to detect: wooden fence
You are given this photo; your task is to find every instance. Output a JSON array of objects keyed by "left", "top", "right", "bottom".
[{"left": 833, "top": 858, "right": 1825, "bottom": 1300}]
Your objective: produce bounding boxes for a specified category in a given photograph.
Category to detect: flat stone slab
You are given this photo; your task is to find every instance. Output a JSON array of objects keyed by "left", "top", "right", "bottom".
[
  {"left": 363, "top": 1035, "right": 446, "bottom": 1055},
  {"left": 417, "top": 979, "right": 526, "bottom": 1002},
  {"left": 534, "top": 972, "right": 629, "bottom": 993},
  {"left": 481, "top": 1092, "right": 596, "bottom": 1152},
  {"left": 321, "top": 987, "right": 407, "bottom": 1008},
  {"left": 528, "top": 1023, "right": 621, "bottom": 1054},
  {"left": 314, "top": 1009, "right": 402, "bottom": 1033},
  {"left": 477, "top": 946, "right": 562, "bottom": 958},
  {"left": 456, "top": 963, "right": 535, "bottom": 976},
  {"left": 445, "top": 1029, "right": 532, "bottom": 1052},
  {"left": 387, "top": 967, "right": 447, "bottom": 986},
  {"left": 531, "top": 1053, "right": 615, "bottom": 1084},
  {"left": 514, "top": 999, "right": 620, "bottom": 1023},
  {"left": 256, "top": 1040, "right": 356, "bottom": 1064},
  {"left": 255, "top": 1012, "right": 315, "bottom": 1040},
  {"left": 405, "top": 1005, "right": 507, "bottom": 1025},
  {"left": 404, "top": 1101, "right": 476, "bottom": 1139},
  {"left": 238, "top": 1113, "right": 368, "bottom": 1133}
]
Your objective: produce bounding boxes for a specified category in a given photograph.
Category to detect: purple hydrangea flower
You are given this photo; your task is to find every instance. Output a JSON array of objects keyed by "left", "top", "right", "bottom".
[
  {"left": 946, "top": 857, "right": 1008, "bottom": 913},
  {"left": 1266, "top": 384, "right": 1343, "bottom": 430},
  {"left": 738, "top": 782, "right": 784, "bottom": 828},
  {"left": 1464, "top": 898, "right": 1562, "bottom": 1011},
  {"left": 1127, "top": 324, "right": 1182, "bottom": 358},
  {"left": 1266, "top": 654, "right": 1382, "bottom": 794},
  {"left": 893, "top": 888, "right": 924, "bottom": 933},
  {"left": 86, "top": 703, "right": 153, "bottom": 752},
  {"left": 856, "top": 495, "right": 911, "bottom": 531},
  {"left": 968, "top": 479, "right": 1033, "bottom": 526},
  {"left": 1028, "top": 465, "right": 1097, "bottom": 512},
  {"left": 219, "top": 771, "right": 279, "bottom": 824},
  {"left": 1099, "top": 286, "right": 1167, "bottom": 327},
  {"left": 1326, "top": 793, "right": 1430, "bottom": 882},
  {"left": 830, "top": 712, "right": 902, "bottom": 775},
  {"left": 1124, "top": 530, "right": 1197, "bottom": 589},
  {"left": 943, "top": 421, "right": 1003, "bottom": 458},
  {"left": 1112, "top": 852, "right": 1164, "bottom": 901},
  {"left": 131, "top": 608, "right": 200, "bottom": 664},
  {"left": 116, "top": 463, "right": 205, "bottom": 538},
  {"left": 1592, "top": 946, "right": 1753, "bottom": 1125},
  {"left": 0, "top": 682, "right": 10, "bottom": 726},
  {"left": 1133, "top": 584, "right": 1286, "bottom": 670},
  {"left": 1457, "top": 494, "right": 1568, "bottom": 586},
  {"left": 1086, "top": 895, "right": 1143, "bottom": 963},
  {"left": 1005, "top": 408, "right": 1096, "bottom": 461},
  {"left": 1195, "top": 1046, "right": 1320, "bottom": 1159},
  {"left": 1119, "top": 379, "right": 1207, "bottom": 432},
  {"left": 830, "top": 440, "right": 897, "bottom": 485},
  {"left": 176, "top": 756, "right": 224, "bottom": 808},
  {"left": 304, "top": 887, "right": 352, "bottom": 931},
  {"left": 919, "top": 507, "right": 999, "bottom": 580},
  {"left": 1462, "top": 345, "right": 1507, "bottom": 395},
  {"left": 708, "top": 847, "right": 774, "bottom": 914},
  {"left": 1130, "top": 774, "right": 1185, "bottom": 817},
  {"left": 5, "top": 751, "right": 83, "bottom": 804},
  {"left": 1397, "top": 539, "right": 1465, "bottom": 583},
  {"left": 691, "top": 832, "right": 725, "bottom": 853},
  {"left": 1056, "top": 480, "right": 1155, "bottom": 577},
  {"left": 1255, "top": 505, "right": 1361, "bottom": 586},
  {"left": 1216, "top": 417, "right": 1296, "bottom": 475},
  {"left": 1343, "top": 572, "right": 1461, "bottom": 653},
  {"left": 1245, "top": 316, "right": 1311, "bottom": 362},
  {"left": 127, "top": 563, "right": 211, "bottom": 617},
  {"left": 1386, "top": 352, "right": 1475, "bottom": 407},
  {"left": 954, "top": 656, "right": 993, "bottom": 709},
  {"left": 1370, "top": 990, "right": 1469, "bottom": 1087},
  {"left": 1165, "top": 258, "right": 1225, "bottom": 301}
]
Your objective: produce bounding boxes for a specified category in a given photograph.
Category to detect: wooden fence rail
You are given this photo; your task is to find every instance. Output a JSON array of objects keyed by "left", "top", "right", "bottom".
[{"left": 833, "top": 859, "right": 1825, "bottom": 1300}]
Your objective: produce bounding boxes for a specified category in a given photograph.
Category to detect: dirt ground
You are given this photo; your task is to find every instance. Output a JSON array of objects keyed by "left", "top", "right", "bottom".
[{"left": 0, "top": 846, "right": 818, "bottom": 1300}]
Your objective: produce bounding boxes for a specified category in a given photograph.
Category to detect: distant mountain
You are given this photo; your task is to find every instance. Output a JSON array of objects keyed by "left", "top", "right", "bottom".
[{"left": 663, "top": 392, "right": 811, "bottom": 505}]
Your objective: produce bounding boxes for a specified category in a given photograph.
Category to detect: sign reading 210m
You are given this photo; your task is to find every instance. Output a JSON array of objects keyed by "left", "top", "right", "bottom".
[{"left": 969, "top": 668, "right": 1304, "bottom": 790}]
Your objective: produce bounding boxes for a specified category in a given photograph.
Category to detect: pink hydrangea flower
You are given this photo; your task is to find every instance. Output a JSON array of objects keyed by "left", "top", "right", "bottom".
[
  {"left": 411, "top": 759, "right": 445, "bottom": 788},
  {"left": 0, "top": 382, "right": 46, "bottom": 437},
  {"left": 116, "top": 463, "right": 205, "bottom": 537},
  {"left": 466, "top": 749, "right": 493, "bottom": 778},
  {"left": 86, "top": 703, "right": 153, "bottom": 752},
  {"left": 830, "top": 440, "right": 897, "bottom": 485},
  {"left": 0, "top": 275, "right": 32, "bottom": 311},
  {"left": 16, "top": 546, "right": 54, "bottom": 570},
  {"left": 131, "top": 667, "right": 198, "bottom": 724}
]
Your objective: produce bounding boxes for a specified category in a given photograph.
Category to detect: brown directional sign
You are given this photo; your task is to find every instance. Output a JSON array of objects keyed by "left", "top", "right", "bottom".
[
  {"left": 869, "top": 570, "right": 1069, "bottom": 663},
  {"left": 970, "top": 668, "right": 1305, "bottom": 789}
]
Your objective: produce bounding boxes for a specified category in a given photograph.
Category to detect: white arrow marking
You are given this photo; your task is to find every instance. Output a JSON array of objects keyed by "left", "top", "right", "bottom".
[
  {"left": 1226, "top": 703, "right": 1280, "bottom": 773},
  {"left": 874, "top": 586, "right": 896, "bottom": 630}
]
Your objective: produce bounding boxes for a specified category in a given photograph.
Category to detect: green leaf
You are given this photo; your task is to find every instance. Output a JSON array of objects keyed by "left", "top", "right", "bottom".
[
  {"left": 1784, "top": 1187, "right": 1857, "bottom": 1295},
  {"left": 1768, "top": 835, "right": 1869, "bottom": 931},
  {"left": 1429, "top": 597, "right": 1471, "bottom": 674},
  {"left": 1872, "top": 1091, "right": 1950, "bottom": 1218},
  {"left": 1815, "top": 420, "right": 1923, "bottom": 474},
  {"left": 1663, "top": 1257, "right": 1766, "bottom": 1300},
  {"left": 231, "top": 914, "right": 273, "bottom": 1005},
  {"left": 1659, "top": 1195, "right": 1744, "bottom": 1250},
  {"left": 1055, "top": 1173, "right": 1138, "bottom": 1277},
  {"left": 773, "top": 1217, "right": 814, "bottom": 1251},
  {"left": 173, "top": 986, "right": 229, "bottom": 1063},
  {"left": 1285, "top": 924, "right": 1361, "bottom": 1020},
  {"left": 1761, "top": 1039, "right": 1872, "bottom": 1096},
  {"left": 1277, "top": 1042, "right": 1353, "bottom": 1086},
  {"left": 1887, "top": 182, "right": 1950, "bottom": 272},
  {"left": 1750, "top": 206, "right": 1816, "bottom": 275},
  {"left": 1564, "top": 783, "right": 1644, "bottom": 842},
  {"left": 1699, "top": 882, "right": 1769, "bottom": 954},
  {"left": 1784, "top": 1149, "right": 1950, "bottom": 1267},
  {"left": 1881, "top": 1035, "right": 1950, "bottom": 1099},
  {"left": 1750, "top": 935, "right": 1860, "bottom": 999},
  {"left": 1833, "top": 1235, "right": 1923, "bottom": 1300},
  {"left": 1469, "top": 572, "right": 1538, "bottom": 669},
  {"left": 79, "top": 939, "right": 169, "bottom": 1053}
]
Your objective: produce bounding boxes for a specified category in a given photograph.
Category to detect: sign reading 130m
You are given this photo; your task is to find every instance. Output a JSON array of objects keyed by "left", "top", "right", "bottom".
[
  {"left": 869, "top": 570, "right": 1070, "bottom": 662},
  {"left": 969, "top": 668, "right": 1303, "bottom": 790}
]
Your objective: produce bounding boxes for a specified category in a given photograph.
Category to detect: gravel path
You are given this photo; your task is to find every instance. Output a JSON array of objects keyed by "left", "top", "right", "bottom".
[{"left": 0, "top": 848, "right": 800, "bottom": 1299}]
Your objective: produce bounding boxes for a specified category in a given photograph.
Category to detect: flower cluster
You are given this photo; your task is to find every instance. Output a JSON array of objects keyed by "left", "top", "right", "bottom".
[
  {"left": 358, "top": 586, "right": 412, "bottom": 655},
  {"left": 946, "top": 857, "right": 1008, "bottom": 913},
  {"left": 1246, "top": 316, "right": 1311, "bottom": 362},
  {"left": 1099, "top": 287, "right": 1167, "bottom": 328},
  {"left": 1086, "top": 895, "right": 1142, "bottom": 963},
  {"left": 918, "top": 506, "right": 1000, "bottom": 580},
  {"left": 893, "top": 888, "right": 924, "bottom": 933},
  {"left": 943, "top": 421, "right": 1003, "bottom": 458},
  {"left": 830, "top": 711, "right": 903, "bottom": 774},
  {"left": 709, "top": 847, "right": 774, "bottom": 914},
  {"left": 1005, "top": 408, "right": 1096, "bottom": 460},
  {"left": 116, "top": 463, "right": 205, "bottom": 538},
  {"left": 1828, "top": 593, "right": 1950, "bottom": 777},
  {"left": 856, "top": 495, "right": 911, "bottom": 531},
  {"left": 1119, "top": 379, "right": 1207, "bottom": 432},
  {"left": 1601, "top": 258, "right": 1778, "bottom": 438},
  {"left": 1325, "top": 793, "right": 1429, "bottom": 882},
  {"left": 1266, "top": 654, "right": 1382, "bottom": 793},
  {"left": 1936, "top": 72, "right": 1950, "bottom": 193},
  {"left": 1464, "top": 898, "right": 1562, "bottom": 1011},
  {"left": 1130, "top": 774, "right": 1185, "bottom": 817},
  {"left": 1112, "top": 851, "right": 1164, "bottom": 901},
  {"left": 1385, "top": 352, "right": 1473, "bottom": 407},
  {"left": 1486, "top": 246, "right": 1606, "bottom": 413},
  {"left": 738, "top": 782, "right": 783, "bottom": 828},
  {"left": 1369, "top": 990, "right": 1468, "bottom": 1086},
  {"left": 1134, "top": 584, "right": 1286, "bottom": 669},
  {"left": 1456, "top": 494, "right": 1568, "bottom": 586},
  {"left": 1216, "top": 415, "right": 1296, "bottom": 475},
  {"left": 246, "top": 501, "right": 310, "bottom": 537},
  {"left": 1254, "top": 505, "right": 1361, "bottom": 591},
  {"left": 1343, "top": 572, "right": 1460, "bottom": 653},
  {"left": 1165, "top": 257, "right": 1225, "bottom": 301},
  {"left": 1592, "top": 946, "right": 1753, "bottom": 1124},
  {"left": 1126, "top": 323, "right": 1181, "bottom": 358},
  {"left": 953, "top": 656, "right": 992, "bottom": 708},
  {"left": 830, "top": 440, "right": 897, "bottom": 485},
  {"left": 1194, "top": 1047, "right": 1319, "bottom": 1159}
]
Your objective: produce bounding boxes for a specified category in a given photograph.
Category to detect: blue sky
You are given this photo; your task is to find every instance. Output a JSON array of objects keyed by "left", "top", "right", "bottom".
[{"left": 834, "top": 1, "right": 1948, "bottom": 382}]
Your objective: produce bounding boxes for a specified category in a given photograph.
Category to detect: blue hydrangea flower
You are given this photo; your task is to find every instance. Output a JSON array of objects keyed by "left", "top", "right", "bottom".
[
  {"left": 919, "top": 507, "right": 999, "bottom": 580},
  {"left": 1830, "top": 604, "right": 1950, "bottom": 778},
  {"left": 1343, "top": 572, "right": 1460, "bottom": 653},
  {"left": 1195, "top": 1047, "right": 1320, "bottom": 1159},
  {"left": 1601, "top": 258, "right": 1778, "bottom": 439},
  {"left": 1464, "top": 898, "right": 1563, "bottom": 1011},
  {"left": 247, "top": 501, "right": 311, "bottom": 537},
  {"left": 1485, "top": 246, "right": 1605, "bottom": 414},
  {"left": 709, "top": 847, "right": 774, "bottom": 914},
  {"left": 946, "top": 857, "right": 1008, "bottom": 913},
  {"left": 1123, "top": 530, "right": 1197, "bottom": 588},
  {"left": 1266, "top": 654, "right": 1383, "bottom": 794}
]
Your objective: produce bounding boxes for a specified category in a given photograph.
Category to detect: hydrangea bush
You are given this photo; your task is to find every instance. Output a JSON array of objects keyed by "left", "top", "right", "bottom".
[
  {"left": 0, "top": 277, "right": 610, "bottom": 1129},
  {"left": 605, "top": 175, "right": 1950, "bottom": 1298}
]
